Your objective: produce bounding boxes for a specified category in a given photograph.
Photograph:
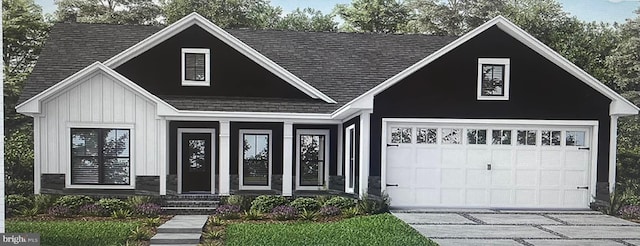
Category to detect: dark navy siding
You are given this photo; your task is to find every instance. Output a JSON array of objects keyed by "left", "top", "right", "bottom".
[{"left": 371, "top": 26, "right": 611, "bottom": 182}]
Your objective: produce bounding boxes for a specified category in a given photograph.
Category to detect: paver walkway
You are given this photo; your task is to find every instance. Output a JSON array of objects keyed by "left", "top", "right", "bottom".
[
  {"left": 392, "top": 209, "right": 640, "bottom": 246},
  {"left": 150, "top": 215, "right": 209, "bottom": 246}
]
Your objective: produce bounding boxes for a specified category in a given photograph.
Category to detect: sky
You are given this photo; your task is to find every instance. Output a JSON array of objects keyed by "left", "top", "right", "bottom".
[{"left": 35, "top": 0, "right": 640, "bottom": 24}]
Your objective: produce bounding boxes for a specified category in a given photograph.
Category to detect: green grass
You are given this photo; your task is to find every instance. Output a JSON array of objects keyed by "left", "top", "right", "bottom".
[
  {"left": 225, "top": 213, "right": 436, "bottom": 246},
  {"left": 7, "top": 221, "right": 140, "bottom": 246}
]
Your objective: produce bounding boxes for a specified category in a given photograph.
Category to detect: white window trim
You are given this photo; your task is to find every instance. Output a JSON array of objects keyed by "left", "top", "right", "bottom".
[
  {"left": 295, "top": 129, "right": 330, "bottom": 191},
  {"left": 66, "top": 123, "right": 135, "bottom": 189},
  {"left": 477, "top": 58, "right": 510, "bottom": 100},
  {"left": 181, "top": 48, "right": 211, "bottom": 86},
  {"left": 344, "top": 124, "right": 356, "bottom": 193},
  {"left": 177, "top": 128, "right": 216, "bottom": 194},
  {"left": 239, "top": 129, "right": 272, "bottom": 190}
]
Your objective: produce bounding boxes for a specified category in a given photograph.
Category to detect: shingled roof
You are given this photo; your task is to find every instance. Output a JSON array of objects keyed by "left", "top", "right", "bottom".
[{"left": 20, "top": 22, "right": 457, "bottom": 113}]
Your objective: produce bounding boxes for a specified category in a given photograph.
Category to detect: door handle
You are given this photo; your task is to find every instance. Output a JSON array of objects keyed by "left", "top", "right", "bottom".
[
  {"left": 578, "top": 147, "right": 590, "bottom": 150},
  {"left": 386, "top": 184, "right": 399, "bottom": 187},
  {"left": 387, "top": 144, "right": 399, "bottom": 147},
  {"left": 577, "top": 186, "right": 588, "bottom": 190},
  {"left": 487, "top": 164, "right": 491, "bottom": 170}
]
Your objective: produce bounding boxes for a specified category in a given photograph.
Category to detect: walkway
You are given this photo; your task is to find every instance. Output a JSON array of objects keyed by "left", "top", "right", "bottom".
[
  {"left": 150, "top": 215, "right": 209, "bottom": 246},
  {"left": 392, "top": 209, "right": 640, "bottom": 246}
]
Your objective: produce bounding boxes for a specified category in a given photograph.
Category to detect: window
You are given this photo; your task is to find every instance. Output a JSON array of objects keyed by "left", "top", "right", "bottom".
[
  {"left": 541, "top": 130, "right": 561, "bottom": 146},
  {"left": 566, "top": 131, "right": 586, "bottom": 146},
  {"left": 417, "top": 128, "right": 437, "bottom": 144},
  {"left": 442, "top": 128, "right": 462, "bottom": 144},
  {"left": 517, "top": 130, "right": 537, "bottom": 146},
  {"left": 477, "top": 58, "right": 510, "bottom": 100},
  {"left": 391, "top": 127, "right": 412, "bottom": 143},
  {"left": 467, "top": 129, "right": 487, "bottom": 144},
  {"left": 492, "top": 129, "right": 512, "bottom": 145},
  {"left": 239, "top": 130, "right": 272, "bottom": 189},
  {"left": 71, "top": 128, "right": 130, "bottom": 185},
  {"left": 296, "top": 130, "right": 330, "bottom": 190},
  {"left": 345, "top": 125, "right": 356, "bottom": 193},
  {"left": 181, "top": 48, "right": 210, "bottom": 86}
]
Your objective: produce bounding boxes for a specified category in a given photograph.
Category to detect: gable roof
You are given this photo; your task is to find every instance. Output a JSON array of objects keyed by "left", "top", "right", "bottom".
[
  {"left": 335, "top": 16, "right": 639, "bottom": 117},
  {"left": 19, "top": 19, "right": 455, "bottom": 113}
]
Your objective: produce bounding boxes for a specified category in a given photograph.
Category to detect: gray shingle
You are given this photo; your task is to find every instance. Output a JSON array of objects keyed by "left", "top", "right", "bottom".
[{"left": 20, "top": 23, "right": 457, "bottom": 113}]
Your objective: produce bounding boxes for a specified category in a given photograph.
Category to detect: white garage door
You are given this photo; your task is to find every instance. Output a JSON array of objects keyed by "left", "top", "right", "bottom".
[{"left": 385, "top": 122, "right": 593, "bottom": 209}]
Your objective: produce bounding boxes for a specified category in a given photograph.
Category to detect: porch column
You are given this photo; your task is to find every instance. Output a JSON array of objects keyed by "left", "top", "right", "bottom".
[
  {"left": 159, "top": 119, "right": 167, "bottom": 195},
  {"left": 609, "top": 115, "right": 619, "bottom": 193},
  {"left": 283, "top": 122, "right": 293, "bottom": 196},
  {"left": 359, "top": 111, "right": 371, "bottom": 198},
  {"left": 219, "top": 121, "right": 230, "bottom": 195}
]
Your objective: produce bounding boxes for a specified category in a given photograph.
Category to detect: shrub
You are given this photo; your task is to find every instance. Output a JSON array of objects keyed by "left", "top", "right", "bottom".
[
  {"left": 33, "top": 194, "right": 57, "bottom": 213},
  {"left": 356, "top": 193, "right": 390, "bottom": 215},
  {"left": 54, "top": 195, "right": 94, "bottom": 211},
  {"left": 128, "top": 226, "right": 152, "bottom": 241},
  {"left": 133, "top": 203, "right": 162, "bottom": 217},
  {"left": 314, "top": 195, "right": 331, "bottom": 205},
  {"left": 225, "top": 195, "right": 253, "bottom": 211},
  {"left": 342, "top": 207, "right": 360, "bottom": 218},
  {"left": 290, "top": 197, "right": 321, "bottom": 212},
  {"left": 324, "top": 196, "right": 355, "bottom": 209},
  {"left": 203, "top": 230, "right": 224, "bottom": 240},
  {"left": 216, "top": 205, "right": 241, "bottom": 219},
  {"left": 208, "top": 217, "right": 225, "bottom": 226},
  {"left": 5, "top": 179, "right": 34, "bottom": 196},
  {"left": 619, "top": 205, "right": 640, "bottom": 219},
  {"left": 299, "top": 209, "right": 318, "bottom": 221},
  {"left": 48, "top": 205, "right": 72, "bottom": 217},
  {"left": 142, "top": 217, "right": 163, "bottom": 227},
  {"left": 18, "top": 207, "right": 39, "bottom": 217},
  {"left": 6, "top": 194, "right": 33, "bottom": 212},
  {"left": 250, "top": 195, "right": 289, "bottom": 213},
  {"left": 111, "top": 209, "right": 133, "bottom": 219},
  {"left": 318, "top": 205, "right": 341, "bottom": 217},
  {"left": 79, "top": 204, "right": 106, "bottom": 217},
  {"left": 126, "top": 196, "right": 155, "bottom": 208},
  {"left": 97, "top": 198, "right": 129, "bottom": 214},
  {"left": 243, "top": 209, "right": 263, "bottom": 220},
  {"left": 271, "top": 205, "right": 298, "bottom": 221}
]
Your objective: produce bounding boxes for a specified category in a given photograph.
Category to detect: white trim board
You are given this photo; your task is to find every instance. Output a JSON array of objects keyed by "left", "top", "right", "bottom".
[
  {"left": 177, "top": 128, "right": 216, "bottom": 194},
  {"left": 103, "top": 13, "right": 335, "bottom": 104},
  {"left": 295, "top": 129, "right": 330, "bottom": 191},
  {"left": 333, "top": 16, "right": 639, "bottom": 118},
  {"left": 238, "top": 129, "right": 273, "bottom": 190}
]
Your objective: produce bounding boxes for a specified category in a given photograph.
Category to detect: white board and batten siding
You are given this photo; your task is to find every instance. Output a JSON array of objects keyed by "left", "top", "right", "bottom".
[{"left": 36, "top": 72, "right": 163, "bottom": 188}]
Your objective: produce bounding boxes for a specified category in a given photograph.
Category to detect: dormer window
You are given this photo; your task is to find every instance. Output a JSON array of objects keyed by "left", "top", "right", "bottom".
[
  {"left": 181, "top": 48, "right": 210, "bottom": 86},
  {"left": 477, "top": 58, "right": 510, "bottom": 100}
]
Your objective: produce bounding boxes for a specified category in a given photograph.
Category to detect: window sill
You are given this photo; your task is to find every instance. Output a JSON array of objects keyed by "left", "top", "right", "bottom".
[
  {"left": 296, "top": 186, "right": 326, "bottom": 191},
  {"left": 66, "top": 184, "right": 135, "bottom": 189},
  {"left": 477, "top": 96, "right": 509, "bottom": 101},
  {"left": 182, "top": 80, "right": 210, "bottom": 87},
  {"left": 239, "top": 185, "right": 271, "bottom": 191}
]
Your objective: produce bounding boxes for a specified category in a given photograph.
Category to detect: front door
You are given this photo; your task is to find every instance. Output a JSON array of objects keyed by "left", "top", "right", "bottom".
[{"left": 181, "top": 133, "right": 212, "bottom": 193}]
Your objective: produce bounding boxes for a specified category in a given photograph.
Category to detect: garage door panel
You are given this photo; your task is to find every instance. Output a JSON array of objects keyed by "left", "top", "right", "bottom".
[
  {"left": 386, "top": 123, "right": 592, "bottom": 209},
  {"left": 442, "top": 148, "right": 466, "bottom": 167},
  {"left": 441, "top": 169, "right": 465, "bottom": 186},
  {"left": 415, "top": 168, "right": 440, "bottom": 187},
  {"left": 416, "top": 148, "right": 441, "bottom": 167}
]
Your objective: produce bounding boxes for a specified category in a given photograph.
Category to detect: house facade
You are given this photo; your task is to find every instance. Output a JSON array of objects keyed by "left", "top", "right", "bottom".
[{"left": 17, "top": 14, "right": 638, "bottom": 209}]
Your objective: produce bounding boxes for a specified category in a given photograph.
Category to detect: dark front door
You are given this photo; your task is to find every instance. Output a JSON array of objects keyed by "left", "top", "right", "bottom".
[{"left": 181, "top": 133, "right": 212, "bottom": 193}]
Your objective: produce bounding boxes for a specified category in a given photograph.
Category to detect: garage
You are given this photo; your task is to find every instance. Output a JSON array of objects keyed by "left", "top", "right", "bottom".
[{"left": 384, "top": 120, "right": 596, "bottom": 209}]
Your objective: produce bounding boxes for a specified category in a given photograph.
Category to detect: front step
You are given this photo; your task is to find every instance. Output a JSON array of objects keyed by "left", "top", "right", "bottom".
[
  {"left": 162, "top": 195, "right": 221, "bottom": 215},
  {"left": 150, "top": 215, "right": 209, "bottom": 245}
]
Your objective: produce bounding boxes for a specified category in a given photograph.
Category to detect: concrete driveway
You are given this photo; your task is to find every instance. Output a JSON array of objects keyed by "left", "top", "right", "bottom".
[{"left": 392, "top": 209, "right": 640, "bottom": 246}]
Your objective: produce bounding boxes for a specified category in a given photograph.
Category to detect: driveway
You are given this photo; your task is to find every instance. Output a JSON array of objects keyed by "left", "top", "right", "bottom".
[{"left": 392, "top": 209, "right": 640, "bottom": 246}]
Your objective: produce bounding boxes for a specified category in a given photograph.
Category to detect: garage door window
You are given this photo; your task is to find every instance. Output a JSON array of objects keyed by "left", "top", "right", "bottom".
[
  {"left": 467, "top": 129, "right": 487, "bottom": 144},
  {"left": 542, "top": 130, "right": 561, "bottom": 146},
  {"left": 517, "top": 130, "right": 537, "bottom": 146},
  {"left": 417, "top": 128, "right": 437, "bottom": 144},
  {"left": 492, "top": 129, "right": 512, "bottom": 145},
  {"left": 442, "top": 128, "right": 462, "bottom": 144},
  {"left": 391, "top": 127, "right": 412, "bottom": 143},
  {"left": 566, "top": 131, "right": 586, "bottom": 146}
]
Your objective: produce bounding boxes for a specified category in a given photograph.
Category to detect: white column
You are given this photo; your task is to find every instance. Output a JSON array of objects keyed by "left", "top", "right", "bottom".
[
  {"left": 219, "top": 121, "right": 231, "bottom": 195},
  {"left": 358, "top": 111, "right": 371, "bottom": 198},
  {"left": 159, "top": 119, "right": 167, "bottom": 195},
  {"left": 337, "top": 123, "right": 343, "bottom": 176},
  {"left": 609, "top": 116, "right": 619, "bottom": 193},
  {"left": 33, "top": 117, "right": 41, "bottom": 194},
  {"left": 283, "top": 122, "right": 293, "bottom": 196}
]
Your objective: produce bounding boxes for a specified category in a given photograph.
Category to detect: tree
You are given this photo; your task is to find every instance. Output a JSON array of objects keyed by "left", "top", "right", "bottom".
[
  {"left": 54, "top": 0, "right": 163, "bottom": 25},
  {"left": 405, "top": 0, "right": 505, "bottom": 35},
  {"left": 607, "top": 8, "right": 640, "bottom": 92},
  {"left": 162, "top": 0, "right": 282, "bottom": 28},
  {"left": 276, "top": 8, "right": 337, "bottom": 32},
  {"left": 335, "top": 0, "right": 411, "bottom": 33}
]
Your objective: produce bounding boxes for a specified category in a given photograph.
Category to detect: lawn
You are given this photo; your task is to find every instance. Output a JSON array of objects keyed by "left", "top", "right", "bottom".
[
  {"left": 224, "top": 213, "right": 436, "bottom": 246},
  {"left": 7, "top": 220, "right": 141, "bottom": 246}
]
